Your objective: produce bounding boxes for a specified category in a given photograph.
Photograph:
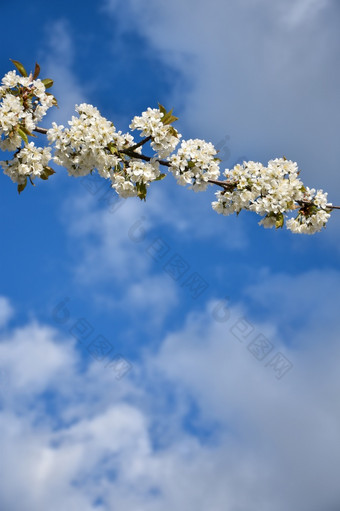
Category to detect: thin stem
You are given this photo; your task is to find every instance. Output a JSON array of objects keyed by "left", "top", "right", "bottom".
[
  {"left": 326, "top": 204, "right": 340, "bottom": 210},
  {"left": 121, "top": 149, "right": 171, "bottom": 167},
  {"left": 297, "top": 200, "right": 340, "bottom": 211},
  {"left": 207, "top": 179, "right": 236, "bottom": 191},
  {"left": 33, "top": 127, "right": 48, "bottom": 134}
]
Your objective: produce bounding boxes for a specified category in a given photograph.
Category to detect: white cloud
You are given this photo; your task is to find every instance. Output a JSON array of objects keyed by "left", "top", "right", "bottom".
[
  {"left": 243, "top": 268, "right": 340, "bottom": 338},
  {"left": 1, "top": 266, "right": 340, "bottom": 509},
  {"left": 40, "top": 19, "right": 87, "bottom": 124},
  {"left": 60, "top": 190, "right": 178, "bottom": 318},
  {"left": 59, "top": 189, "right": 180, "bottom": 325},
  {"left": 149, "top": 293, "right": 340, "bottom": 510},
  {"left": 282, "top": 0, "right": 332, "bottom": 27},
  {"left": 62, "top": 191, "right": 151, "bottom": 284},
  {"left": 59, "top": 177, "right": 247, "bottom": 323},
  {"left": 124, "top": 274, "right": 178, "bottom": 323},
  {"left": 0, "top": 296, "right": 13, "bottom": 328},
  {"left": 0, "top": 321, "right": 76, "bottom": 399}
]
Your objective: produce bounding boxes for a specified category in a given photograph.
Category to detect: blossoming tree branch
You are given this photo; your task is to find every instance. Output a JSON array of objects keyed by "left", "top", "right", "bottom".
[{"left": 1, "top": 60, "right": 338, "bottom": 234}]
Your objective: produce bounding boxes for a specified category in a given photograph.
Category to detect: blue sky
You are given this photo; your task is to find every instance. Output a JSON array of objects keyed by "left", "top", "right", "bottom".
[{"left": 0, "top": 1, "right": 340, "bottom": 509}]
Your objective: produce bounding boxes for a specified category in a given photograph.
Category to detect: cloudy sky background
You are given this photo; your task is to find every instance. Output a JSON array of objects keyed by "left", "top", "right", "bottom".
[{"left": 0, "top": 1, "right": 340, "bottom": 509}]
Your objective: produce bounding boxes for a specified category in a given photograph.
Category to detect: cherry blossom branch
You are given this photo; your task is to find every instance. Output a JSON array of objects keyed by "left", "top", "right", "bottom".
[
  {"left": 1, "top": 59, "right": 338, "bottom": 234},
  {"left": 30, "top": 131, "right": 340, "bottom": 210}
]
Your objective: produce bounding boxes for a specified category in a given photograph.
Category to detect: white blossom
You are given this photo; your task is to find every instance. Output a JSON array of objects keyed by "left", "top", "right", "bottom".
[
  {"left": 130, "top": 107, "right": 180, "bottom": 158},
  {"left": 0, "top": 70, "right": 55, "bottom": 150},
  {"left": 286, "top": 208, "right": 331, "bottom": 234},
  {"left": 169, "top": 139, "right": 220, "bottom": 191},
  {"left": 48, "top": 104, "right": 163, "bottom": 199},
  {"left": 112, "top": 159, "right": 162, "bottom": 198},
  {"left": 259, "top": 215, "right": 278, "bottom": 229},
  {"left": 0, "top": 95, "right": 23, "bottom": 138},
  {"left": 0, "top": 142, "right": 51, "bottom": 184},
  {"left": 212, "top": 158, "right": 331, "bottom": 233},
  {"left": 112, "top": 175, "right": 137, "bottom": 198},
  {"left": 47, "top": 104, "right": 126, "bottom": 178}
]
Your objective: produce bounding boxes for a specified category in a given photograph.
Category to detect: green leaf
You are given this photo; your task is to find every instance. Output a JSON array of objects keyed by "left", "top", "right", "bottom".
[
  {"left": 275, "top": 213, "right": 284, "bottom": 229},
  {"left": 44, "top": 166, "right": 55, "bottom": 176},
  {"left": 42, "top": 78, "right": 54, "bottom": 89},
  {"left": 136, "top": 182, "right": 147, "bottom": 201},
  {"left": 17, "top": 128, "right": 28, "bottom": 144},
  {"left": 17, "top": 178, "right": 27, "bottom": 194},
  {"left": 40, "top": 166, "right": 56, "bottom": 180},
  {"left": 158, "top": 103, "right": 178, "bottom": 125},
  {"left": 155, "top": 173, "right": 166, "bottom": 181},
  {"left": 309, "top": 204, "right": 319, "bottom": 215},
  {"left": 20, "top": 125, "right": 36, "bottom": 137},
  {"left": 158, "top": 103, "right": 167, "bottom": 116},
  {"left": 170, "top": 116, "right": 179, "bottom": 125},
  {"left": 10, "top": 59, "right": 28, "bottom": 77},
  {"left": 108, "top": 142, "right": 118, "bottom": 154},
  {"left": 7, "top": 89, "right": 19, "bottom": 96},
  {"left": 163, "top": 113, "right": 179, "bottom": 125},
  {"left": 33, "top": 62, "right": 40, "bottom": 80}
]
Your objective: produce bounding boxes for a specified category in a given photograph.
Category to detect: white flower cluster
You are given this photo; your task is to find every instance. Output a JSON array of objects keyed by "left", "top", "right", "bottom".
[
  {"left": 0, "top": 70, "right": 54, "bottom": 151},
  {"left": 212, "top": 159, "right": 301, "bottom": 215},
  {"left": 47, "top": 103, "right": 133, "bottom": 178},
  {"left": 130, "top": 107, "right": 180, "bottom": 158},
  {"left": 113, "top": 159, "right": 161, "bottom": 198},
  {"left": 285, "top": 189, "right": 331, "bottom": 234},
  {"left": 48, "top": 104, "right": 162, "bottom": 199},
  {"left": 212, "top": 158, "right": 331, "bottom": 233},
  {"left": 169, "top": 139, "right": 220, "bottom": 191},
  {"left": 0, "top": 142, "right": 51, "bottom": 184}
]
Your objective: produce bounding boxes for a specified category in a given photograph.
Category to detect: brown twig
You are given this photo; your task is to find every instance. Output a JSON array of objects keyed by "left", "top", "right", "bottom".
[
  {"left": 33, "top": 127, "right": 48, "bottom": 134},
  {"left": 121, "top": 149, "right": 171, "bottom": 167},
  {"left": 207, "top": 179, "right": 236, "bottom": 191}
]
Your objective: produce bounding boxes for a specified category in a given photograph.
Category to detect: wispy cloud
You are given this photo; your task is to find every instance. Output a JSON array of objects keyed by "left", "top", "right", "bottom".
[
  {"left": 40, "top": 19, "right": 87, "bottom": 124},
  {"left": 58, "top": 174, "right": 247, "bottom": 322},
  {"left": 1, "top": 267, "right": 340, "bottom": 509},
  {"left": 60, "top": 190, "right": 180, "bottom": 324},
  {"left": 282, "top": 0, "right": 332, "bottom": 27}
]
